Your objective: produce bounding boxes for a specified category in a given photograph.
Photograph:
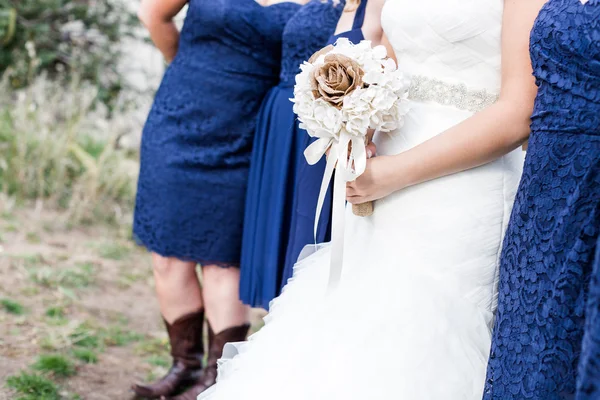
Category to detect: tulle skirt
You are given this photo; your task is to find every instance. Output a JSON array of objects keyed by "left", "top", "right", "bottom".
[
  {"left": 202, "top": 240, "right": 493, "bottom": 400},
  {"left": 210, "top": 101, "right": 524, "bottom": 399}
]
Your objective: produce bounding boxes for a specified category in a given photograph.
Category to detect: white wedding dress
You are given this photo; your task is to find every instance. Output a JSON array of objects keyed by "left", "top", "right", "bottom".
[{"left": 200, "top": 0, "right": 524, "bottom": 398}]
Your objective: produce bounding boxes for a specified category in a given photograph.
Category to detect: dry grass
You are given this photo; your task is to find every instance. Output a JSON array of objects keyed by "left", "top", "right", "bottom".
[
  {"left": 0, "top": 77, "right": 266, "bottom": 398},
  {"left": 0, "top": 209, "right": 266, "bottom": 399},
  {"left": 0, "top": 76, "right": 140, "bottom": 225}
]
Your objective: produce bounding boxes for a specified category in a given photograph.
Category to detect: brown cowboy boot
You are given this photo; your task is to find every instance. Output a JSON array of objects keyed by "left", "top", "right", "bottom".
[
  {"left": 166, "top": 323, "right": 250, "bottom": 400},
  {"left": 132, "top": 310, "right": 206, "bottom": 399}
]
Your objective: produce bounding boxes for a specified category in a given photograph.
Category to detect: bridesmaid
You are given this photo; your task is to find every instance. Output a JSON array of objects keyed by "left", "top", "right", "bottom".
[
  {"left": 282, "top": 0, "right": 386, "bottom": 285},
  {"left": 131, "top": 0, "right": 301, "bottom": 399},
  {"left": 238, "top": 0, "right": 346, "bottom": 309},
  {"left": 240, "top": 0, "right": 385, "bottom": 309},
  {"left": 483, "top": 0, "right": 600, "bottom": 398}
]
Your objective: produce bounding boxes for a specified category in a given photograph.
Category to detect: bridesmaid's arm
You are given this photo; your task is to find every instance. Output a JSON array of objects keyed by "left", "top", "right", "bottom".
[
  {"left": 138, "top": 0, "right": 188, "bottom": 62},
  {"left": 346, "top": 0, "right": 545, "bottom": 204},
  {"left": 334, "top": 0, "right": 388, "bottom": 46},
  {"left": 380, "top": 33, "right": 396, "bottom": 64}
]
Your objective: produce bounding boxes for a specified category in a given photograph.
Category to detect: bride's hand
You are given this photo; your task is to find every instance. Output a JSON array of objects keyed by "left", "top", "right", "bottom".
[{"left": 346, "top": 155, "right": 401, "bottom": 204}]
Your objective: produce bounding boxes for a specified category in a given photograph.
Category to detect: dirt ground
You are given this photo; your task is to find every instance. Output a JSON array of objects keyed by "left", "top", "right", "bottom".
[{"left": 0, "top": 208, "right": 264, "bottom": 400}]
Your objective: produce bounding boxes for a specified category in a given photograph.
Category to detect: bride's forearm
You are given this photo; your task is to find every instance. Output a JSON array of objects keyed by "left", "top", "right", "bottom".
[
  {"left": 346, "top": 0, "right": 543, "bottom": 204},
  {"left": 387, "top": 0, "right": 544, "bottom": 192},
  {"left": 391, "top": 99, "right": 531, "bottom": 190}
]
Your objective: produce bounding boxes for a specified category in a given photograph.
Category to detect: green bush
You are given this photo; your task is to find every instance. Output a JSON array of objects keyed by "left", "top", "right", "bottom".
[{"left": 0, "top": 0, "right": 138, "bottom": 107}]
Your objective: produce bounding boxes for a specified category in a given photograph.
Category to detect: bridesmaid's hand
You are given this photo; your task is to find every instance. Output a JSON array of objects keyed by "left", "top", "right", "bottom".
[{"left": 346, "top": 154, "right": 401, "bottom": 204}]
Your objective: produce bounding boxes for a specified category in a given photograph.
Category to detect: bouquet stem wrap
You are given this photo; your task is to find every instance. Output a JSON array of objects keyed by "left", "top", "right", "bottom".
[{"left": 352, "top": 201, "right": 374, "bottom": 216}]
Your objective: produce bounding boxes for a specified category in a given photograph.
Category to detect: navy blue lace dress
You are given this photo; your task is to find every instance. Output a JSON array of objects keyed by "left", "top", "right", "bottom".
[
  {"left": 281, "top": 0, "right": 368, "bottom": 283},
  {"left": 133, "top": 0, "right": 300, "bottom": 266},
  {"left": 483, "top": 0, "right": 600, "bottom": 398},
  {"left": 239, "top": 0, "right": 345, "bottom": 308}
]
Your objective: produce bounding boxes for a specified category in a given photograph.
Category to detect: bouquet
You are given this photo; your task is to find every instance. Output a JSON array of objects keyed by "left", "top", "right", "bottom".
[{"left": 292, "top": 38, "right": 410, "bottom": 218}]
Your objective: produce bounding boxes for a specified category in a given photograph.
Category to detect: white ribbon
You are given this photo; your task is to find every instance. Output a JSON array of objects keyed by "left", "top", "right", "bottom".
[{"left": 304, "top": 131, "right": 367, "bottom": 290}]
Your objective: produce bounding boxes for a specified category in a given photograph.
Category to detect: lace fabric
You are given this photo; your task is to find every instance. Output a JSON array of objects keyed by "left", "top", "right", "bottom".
[
  {"left": 133, "top": 0, "right": 300, "bottom": 265},
  {"left": 484, "top": 0, "right": 600, "bottom": 398},
  {"left": 278, "top": 0, "right": 346, "bottom": 87},
  {"left": 239, "top": 0, "right": 345, "bottom": 307}
]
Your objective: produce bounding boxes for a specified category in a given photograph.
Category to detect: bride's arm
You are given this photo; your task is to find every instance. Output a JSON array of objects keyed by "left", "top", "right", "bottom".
[{"left": 346, "top": 0, "right": 546, "bottom": 204}]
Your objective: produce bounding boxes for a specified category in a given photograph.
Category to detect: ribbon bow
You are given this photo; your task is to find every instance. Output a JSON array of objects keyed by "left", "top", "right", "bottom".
[{"left": 304, "top": 129, "right": 368, "bottom": 290}]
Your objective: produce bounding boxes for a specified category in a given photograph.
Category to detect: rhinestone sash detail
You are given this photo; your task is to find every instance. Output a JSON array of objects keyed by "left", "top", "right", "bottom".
[{"left": 408, "top": 75, "right": 499, "bottom": 113}]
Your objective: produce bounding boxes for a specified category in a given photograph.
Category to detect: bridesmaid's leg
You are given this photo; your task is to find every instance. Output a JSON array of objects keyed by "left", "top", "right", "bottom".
[
  {"left": 132, "top": 254, "right": 205, "bottom": 398},
  {"left": 170, "top": 265, "right": 250, "bottom": 399},
  {"left": 202, "top": 265, "right": 250, "bottom": 333},
  {"left": 153, "top": 254, "right": 204, "bottom": 322}
]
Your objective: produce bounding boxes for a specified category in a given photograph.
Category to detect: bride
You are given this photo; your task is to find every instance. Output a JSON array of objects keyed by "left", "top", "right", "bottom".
[{"left": 197, "top": 0, "right": 544, "bottom": 398}]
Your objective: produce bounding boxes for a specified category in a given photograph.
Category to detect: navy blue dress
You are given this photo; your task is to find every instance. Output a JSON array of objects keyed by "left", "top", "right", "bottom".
[
  {"left": 483, "top": 0, "right": 600, "bottom": 398},
  {"left": 239, "top": 0, "right": 346, "bottom": 308},
  {"left": 281, "top": 0, "right": 368, "bottom": 284},
  {"left": 133, "top": 0, "right": 300, "bottom": 266}
]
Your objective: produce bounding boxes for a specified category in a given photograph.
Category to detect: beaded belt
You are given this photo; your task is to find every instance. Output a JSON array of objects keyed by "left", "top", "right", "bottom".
[{"left": 408, "top": 75, "right": 499, "bottom": 113}]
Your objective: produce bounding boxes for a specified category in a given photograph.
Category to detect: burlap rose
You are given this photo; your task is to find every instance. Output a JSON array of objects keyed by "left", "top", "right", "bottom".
[
  {"left": 311, "top": 53, "right": 364, "bottom": 109},
  {"left": 308, "top": 44, "right": 334, "bottom": 64}
]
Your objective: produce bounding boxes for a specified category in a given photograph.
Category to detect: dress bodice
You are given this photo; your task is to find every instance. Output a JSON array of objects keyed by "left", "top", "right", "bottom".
[
  {"left": 381, "top": 0, "right": 503, "bottom": 93},
  {"left": 146, "top": 0, "right": 300, "bottom": 169},
  {"left": 279, "top": 0, "right": 346, "bottom": 86},
  {"left": 529, "top": 0, "right": 600, "bottom": 136},
  {"left": 135, "top": 0, "right": 302, "bottom": 267},
  {"left": 177, "top": 0, "right": 300, "bottom": 76}
]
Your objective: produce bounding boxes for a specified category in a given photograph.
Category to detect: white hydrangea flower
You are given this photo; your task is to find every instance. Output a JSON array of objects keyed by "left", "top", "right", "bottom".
[{"left": 292, "top": 39, "right": 410, "bottom": 144}]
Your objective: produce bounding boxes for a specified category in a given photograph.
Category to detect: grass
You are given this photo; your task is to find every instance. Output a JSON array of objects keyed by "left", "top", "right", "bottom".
[
  {"left": 0, "top": 76, "right": 139, "bottom": 225},
  {"left": 1, "top": 298, "right": 25, "bottom": 315},
  {"left": 45, "top": 306, "right": 66, "bottom": 318},
  {"left": 145, "top": 370, "right": 160, "bottom": 384},
  {"left": 20, "top": 286, "right": 40, "bottom": 296},
  {"left": 117, "top": 270, "right": 146, "bottom": 289},
  {"left": 71, "top": 348, "right": 98, "bottom": 364},
  {"left": 25, "top": 231, "right": 42, "bottom": 243},
  {"left": 32, "top": 354, "right": 76, "bottom": 378},
  {"left": 135, "top": 337, "right": 169, "bottom": 357},
  {"left": 39, "top": 334, "right": 66, "bottom": 352},
  {"left": 68, "top": 322, "right": 143, "bottom": 349},
  {"left": 4, "top": 223, "right": 18, "bottom": 232},
  {"left": 28, "top": 262, "right": 96, "bottom": 290},
  {"left": 9, "top": 253, "right": 44, "bottom": 266},
  {"left": 5, "top": 372, "right": 61, "bottom": 400},
  {"left": 44, "top": 306, "right": 70, "bottom": 327},
  {"left": 97, "top": 241, "right": 130, "bottom": 260},
  {"left": 102, "top": 326, "right": 143, "bottom": 346},
  {"left": 0, "top": 203, "right": 167, "bottom": 399},
  {"left": 69, "top": 324, "right": 102, "bottom": 350},
  {"left": 146, "top": 355, "right": 170, "bottom": 368}
]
